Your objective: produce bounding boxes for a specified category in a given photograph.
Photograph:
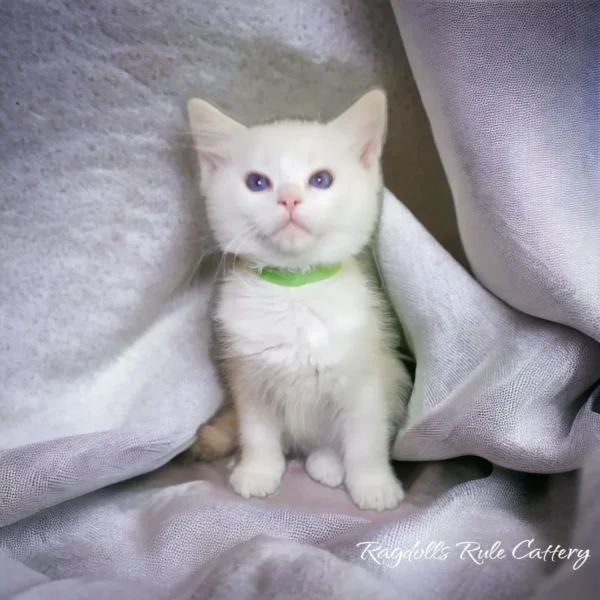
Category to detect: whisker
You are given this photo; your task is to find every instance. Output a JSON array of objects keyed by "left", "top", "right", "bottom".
[
  {"left": 214, "top": 228, "right": 256, "bottom": 282},
  {"left": 183, "top": 246, "right": 221, "bottom": 287},
  {"left": 229, "top": 227, "right": 259, "bottom": 267}
]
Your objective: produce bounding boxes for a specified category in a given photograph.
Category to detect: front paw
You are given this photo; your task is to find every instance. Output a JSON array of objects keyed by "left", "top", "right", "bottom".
[
  {"left": 345, "top": 469, "right": 405, "bottom": 512},
  {"left": 305, "top": 449, "right": 345, "bottom": 488},
  {"left": 229, "top": 460, "right": 285, "bottom": 499}
]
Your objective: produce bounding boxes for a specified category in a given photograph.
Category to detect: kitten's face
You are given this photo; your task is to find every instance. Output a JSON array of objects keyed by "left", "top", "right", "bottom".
[{"left": 188, "top": 90, "right": 387, "bottom": 269}]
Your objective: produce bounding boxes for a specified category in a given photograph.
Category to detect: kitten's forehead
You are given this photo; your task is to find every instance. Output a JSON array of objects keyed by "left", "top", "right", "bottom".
[{"left": 238, "top": 120, "right": 342, "bottom": 165}]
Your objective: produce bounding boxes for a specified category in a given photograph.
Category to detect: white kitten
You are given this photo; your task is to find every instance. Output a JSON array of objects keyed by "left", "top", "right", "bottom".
[{"left": 187, "top": 90, "right": 412, "bottom": 511}]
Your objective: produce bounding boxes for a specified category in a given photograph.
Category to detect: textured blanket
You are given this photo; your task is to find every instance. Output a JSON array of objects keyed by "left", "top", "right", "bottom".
[{"left": 1, "top": 1, "right": 599, "bottom": 598}]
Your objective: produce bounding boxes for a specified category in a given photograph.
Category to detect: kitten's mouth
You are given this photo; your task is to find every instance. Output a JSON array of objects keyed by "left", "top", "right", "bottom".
[
  {"left": 262, "top": 218, "right": 314, "bottom": 253},
  {"left": 271, "top": 218, "right": 311, "bottom": 236}
]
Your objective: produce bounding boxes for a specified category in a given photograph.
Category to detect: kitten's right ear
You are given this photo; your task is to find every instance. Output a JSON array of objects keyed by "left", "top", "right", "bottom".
[
  {"left": 187, "top": 99, "right": 246, "bottom": 172},
  {"left": 329, "top": 89, "right": 387, "bottom": 168}
]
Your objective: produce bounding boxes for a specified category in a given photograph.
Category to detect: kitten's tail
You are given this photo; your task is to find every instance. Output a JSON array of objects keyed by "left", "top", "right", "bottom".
[{"left": 183, "top": 404, "right": 239, "bottom": 461}]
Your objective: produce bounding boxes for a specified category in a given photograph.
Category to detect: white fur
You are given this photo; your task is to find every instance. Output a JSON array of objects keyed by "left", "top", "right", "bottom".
[{"left": 188, "top": 90, "right": 412, "bottom": 511}]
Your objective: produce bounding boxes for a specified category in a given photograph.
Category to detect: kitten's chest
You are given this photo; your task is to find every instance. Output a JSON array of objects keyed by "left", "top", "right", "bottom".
[{"left": 217, "top": 272, "right": 371, "bottom": 370}]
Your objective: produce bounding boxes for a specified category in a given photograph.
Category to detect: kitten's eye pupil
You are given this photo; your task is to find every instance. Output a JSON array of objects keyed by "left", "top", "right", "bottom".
[
  {"left": 245, "top": 172, "right": 271, "bottom": 192},
  {"left": 308, "top": 170, "right": 334, "bottom": 189}
]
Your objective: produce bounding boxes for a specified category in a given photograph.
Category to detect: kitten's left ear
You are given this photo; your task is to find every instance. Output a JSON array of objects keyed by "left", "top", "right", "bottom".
[
  {"left": 329, "top": 89, "right": 388, "bottom": 168},
  {"left": 187, "top": 98, "right": 247, "bottom": 172}
]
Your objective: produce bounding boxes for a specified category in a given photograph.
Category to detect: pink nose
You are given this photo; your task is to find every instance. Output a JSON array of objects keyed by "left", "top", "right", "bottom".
[{"left": 277, "top": 194, "right": 302, "bottom": 213}]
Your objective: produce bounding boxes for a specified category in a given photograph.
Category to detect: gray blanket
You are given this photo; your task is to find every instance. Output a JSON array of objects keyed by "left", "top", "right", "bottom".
[{"left": 1, "top": 1, "right": 599, "bottom": 598}]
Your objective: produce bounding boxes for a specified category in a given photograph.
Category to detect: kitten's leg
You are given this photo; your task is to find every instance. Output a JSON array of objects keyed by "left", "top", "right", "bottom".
[
  {"left": 229, "top": 395, "right": 286, "bottom": 499},
  {"left": 341, "top": 375, "right": 404, "bottom": 512},
  {"left": 305, "top": 448, "right": 345, "bottom": 488}
]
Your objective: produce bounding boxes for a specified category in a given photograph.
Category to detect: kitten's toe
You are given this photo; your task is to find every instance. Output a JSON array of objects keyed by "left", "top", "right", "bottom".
[
  {"left": 305, "top": 449, "right": 345, "bottom": 488},
  {"left": 345, "top": 469, "right": 404, "bottom": 512},
  {"left": 229, "top": 460, "right": 285, "bottom": 499}
]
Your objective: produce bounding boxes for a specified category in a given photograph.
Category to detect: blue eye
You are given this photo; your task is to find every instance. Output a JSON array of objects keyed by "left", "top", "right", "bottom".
[
  {"left": 308, "top": 170, "right": 334, "bottom": 189},
  {"left": 245, "top": 172, "right": 271, "bottom": 192}
]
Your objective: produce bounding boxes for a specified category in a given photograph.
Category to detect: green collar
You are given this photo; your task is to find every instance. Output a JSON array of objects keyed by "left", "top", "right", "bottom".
[{"left": 253, "top": 263, "right": 342, "bottom": 287}]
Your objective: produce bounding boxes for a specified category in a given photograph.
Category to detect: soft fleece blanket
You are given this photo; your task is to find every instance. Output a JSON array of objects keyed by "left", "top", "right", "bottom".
[{"left": 1, "top": 1, "right": 599, "bottom": 598}]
